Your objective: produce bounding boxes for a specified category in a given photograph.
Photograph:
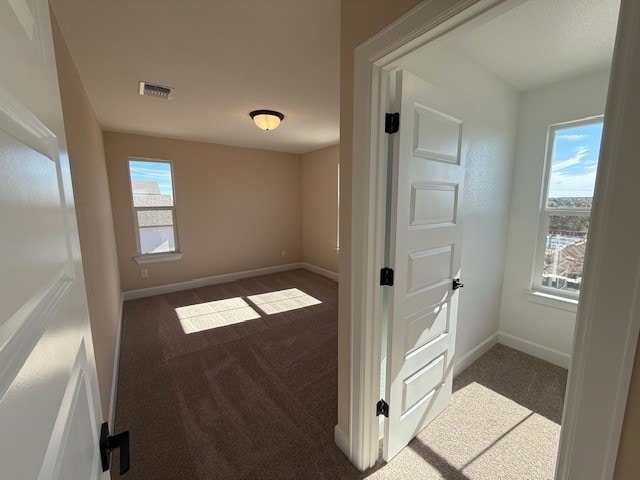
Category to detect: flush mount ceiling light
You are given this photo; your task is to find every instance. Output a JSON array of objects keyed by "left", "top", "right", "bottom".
[{"left": 250, "top": 110, "right": 284, "bottom": 131}]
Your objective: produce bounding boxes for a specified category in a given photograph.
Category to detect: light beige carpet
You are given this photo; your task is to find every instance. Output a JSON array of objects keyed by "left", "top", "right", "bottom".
[
  {"left": 366, "top": 344, "right": 567, "bottom": 480},
  {"left": 112, "top": 269, "right": 567, "bottom": 479}
]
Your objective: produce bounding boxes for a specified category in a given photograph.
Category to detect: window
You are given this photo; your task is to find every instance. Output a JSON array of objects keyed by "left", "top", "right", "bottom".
[
  {"left": 128, "top": 159, "right": 179, "bottom": 258},
  {"left": 534, "top": 117, "right": 603, "bottom": 296}
]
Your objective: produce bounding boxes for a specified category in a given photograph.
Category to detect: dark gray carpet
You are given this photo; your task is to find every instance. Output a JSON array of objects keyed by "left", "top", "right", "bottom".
[{"left": 112, "top": 269, "right": 567, "bottom": 479}]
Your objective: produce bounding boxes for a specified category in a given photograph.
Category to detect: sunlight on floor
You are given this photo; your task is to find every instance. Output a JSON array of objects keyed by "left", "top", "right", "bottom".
[
  {"left": 174, "top": 288, "right": 322, "bottom": 333},
  {"left": 364, "top": 381, "right": 561, "bottom": 480},
  {"left": 248, "top": 288, "right": 322, "bottom": 315},
  {"left": 175, "top": 297, "right": 261, "bottom": 334}
]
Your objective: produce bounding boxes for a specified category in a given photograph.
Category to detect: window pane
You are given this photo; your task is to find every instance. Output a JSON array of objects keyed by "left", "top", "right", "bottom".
[
  {"left": 137, "top": 209, "right": 173, "bottom": 227},
  {"left": 547, "top": 122, "right": 603, "bottom": 208},
  {"left": 139, "top": 226, "right": 175, "bottom": 254},
  {"left": 542, "top": 215, "right": 589, "bottom": 293},
  {"left": 129, "top": 160, "right": 174, "bottom": 207}
]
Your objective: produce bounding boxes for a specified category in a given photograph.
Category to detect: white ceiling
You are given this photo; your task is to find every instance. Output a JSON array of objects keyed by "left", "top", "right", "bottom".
[
  {"left": 50, "top": 0, "right": 339, "bottom": 154},
  {"left": 454, "top": 0, "right": 620, "bottom": 91}
]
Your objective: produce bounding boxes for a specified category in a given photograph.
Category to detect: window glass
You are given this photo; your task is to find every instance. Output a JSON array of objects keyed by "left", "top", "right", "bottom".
[
  {"left": 139, "top": 226, "right": 175, "bottom": 254},
  {"left": 547, "top": 122, "right": 603, "bottom": 206},
  {"left": 128, "top": 159, "right": 177, "bottom": 255},
  {"left": 129, "top": 160, "right": 174, "bottom": 207},
  {"left": 542, "top": 216, "right": 589, "bottom": 293},
  {"left": 538, "top": 120, "right": 603, "bottom": 295}
]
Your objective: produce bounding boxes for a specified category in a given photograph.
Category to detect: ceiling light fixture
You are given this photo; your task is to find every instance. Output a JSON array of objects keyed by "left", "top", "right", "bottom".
[{"left": 250, "top": 110, "right": 284, "bottom": 131}]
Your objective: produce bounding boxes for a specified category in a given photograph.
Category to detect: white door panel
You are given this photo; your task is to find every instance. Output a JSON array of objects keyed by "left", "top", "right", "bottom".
[
  {"left": 0, "top": 0, "right": 104, "bottom": 479},
  {"left": 384, "top": 70, "right": 468, "bottom": 461}
]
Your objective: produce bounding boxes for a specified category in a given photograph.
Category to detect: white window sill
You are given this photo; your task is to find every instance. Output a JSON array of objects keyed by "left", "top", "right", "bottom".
[
  {"left": 134, "top": 252, "right": 183, "bottom": 264},
  {"left": 523, "top": 289, "right": 578, "bottom": 313}
]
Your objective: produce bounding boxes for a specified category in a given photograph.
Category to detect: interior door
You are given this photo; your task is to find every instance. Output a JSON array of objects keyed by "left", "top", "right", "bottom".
[
  {"left": 0, "top": 1, "right": 105, "bottom": 479},
  {"left": 383, "top": 69, "right": 468, "bottom": 461}
]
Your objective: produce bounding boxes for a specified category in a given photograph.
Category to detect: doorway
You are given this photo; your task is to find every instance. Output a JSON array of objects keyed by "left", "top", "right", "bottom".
[{"left": 347, "top": 0, "right": 640, "bottom": 477}]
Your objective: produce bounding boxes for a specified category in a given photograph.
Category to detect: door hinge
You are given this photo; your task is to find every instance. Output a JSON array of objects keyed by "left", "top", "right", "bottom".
[
  {"left": 380, "top": 267, "right": 394, "bottom": 286},
  {"left": 385, "top": 112, "right": 400, "bottom": 134},
  {"left": 100, "top": 422, "right": 130, "bottom": 475},
  {"left": 452, "top": 278, "right": 464, "bottom": 290},
  {"left": 377, "top": 399, "right": 389, "bottom": 417}
]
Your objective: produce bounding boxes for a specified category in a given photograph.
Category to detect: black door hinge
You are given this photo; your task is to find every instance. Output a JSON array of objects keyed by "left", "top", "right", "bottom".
[
  {"left": 385, "top": 112, "right": 400, "bottom": 134},
  {"left": 380, "top": 267, "right": 394, "bottom": 286},
  {"left": 100, "top": 422, "right": 130, "bottom": 475},
  {"left": 452, "top": 278, "right": 464, "bottom": 290},
  {"left": 377, "top": 399, "right": 389, "bottom": 417}
]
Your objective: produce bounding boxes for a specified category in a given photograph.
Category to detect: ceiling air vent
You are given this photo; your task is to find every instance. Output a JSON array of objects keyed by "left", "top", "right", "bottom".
[{"left": 139, "top": 81, "right": 173, "bottom": 100}]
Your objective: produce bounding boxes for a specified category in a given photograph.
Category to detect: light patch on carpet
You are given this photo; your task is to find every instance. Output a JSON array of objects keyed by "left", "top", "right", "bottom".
[
  {"left": 397, "top": 381, "right": 561, "bottom": 480},
  {"left": 247, "top": 288, "right": 321, "bottom": 315},
  {"left": 175, "top": 297, "right": 261, "bottom": 334}
]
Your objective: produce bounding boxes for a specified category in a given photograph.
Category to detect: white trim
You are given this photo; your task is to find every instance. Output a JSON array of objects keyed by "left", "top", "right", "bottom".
[
  {"left": 349, "top": 0, "right": 509, "bottom": 471},
  {"left": 498, "top": 332, "right": 571, "bottom": 370},
  {"left": 0, "top": 268, "right": 73, "bottom": 401},
  {"left": 523, "top": 290, "right": 578, "bottom": 313},
  {"left": 300, "top": 262, "right": 339, "bottom": 282},
  {"left": 38, "top": 346, "right": 87, "bottom": 480},
  {"left": 134, "top": 252, "right": 183, "bottom": 264},
  {"left": 122, "top": 263, "right": 316, "bottom": 300},
  {"left": 349, "top": 0, "right": 639, "bottom": 477},
  {"left": 334, "top": 424, "right": 350, "bottom": 459},
  {"left": 108, "top": 295, "right": 124, "bottom": 428},
  {"left": 453, "top": 333, "right": 499, "bottom": 377},
  {"left": 556, "top": 1, "right": 640, "bottom": 478}
]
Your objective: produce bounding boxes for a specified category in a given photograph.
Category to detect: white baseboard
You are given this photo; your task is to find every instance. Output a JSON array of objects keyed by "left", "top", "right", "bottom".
[
  {"left": 334, "top": 424, "right": 350, "bottom": 458},
  {"left": 498, "top": 331, "right": 571, "bottom": 369},
  {"left": 454, "top": 332, "right": 499, "bottom": 377},
  {"left": 122, "top": 262, "right": 305, "bottom": 300},
  {"left": 108, "top": 294, "right": 124, "bottom": 427},
  {"left": 301, "top": 262, "right": 339, "bottom": 282}
]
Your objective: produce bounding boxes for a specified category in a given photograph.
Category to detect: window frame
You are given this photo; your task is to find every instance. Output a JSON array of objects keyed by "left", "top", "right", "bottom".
[
  {"left": 127, "top": 157, "right": 181, "bottom": 261},
  {"left": 531, "top": 115, "right": 604, "bottom": 299}
]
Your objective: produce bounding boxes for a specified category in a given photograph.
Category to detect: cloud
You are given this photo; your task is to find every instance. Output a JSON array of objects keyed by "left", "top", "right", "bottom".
[
  {"left": 557, "top": 134, "right": 588, "bottom": 141},
  {"left": 549, "top": 147, "right": 598, "bottom": 197},
  {"left": 549, "top": 169, "right": 597, "bottom": 198},
  {"left": 584, "top": 161, "right": 598, "bottom": 172},
  {"left": 552, "top": 146, "right": 588, "bottom": 172}
]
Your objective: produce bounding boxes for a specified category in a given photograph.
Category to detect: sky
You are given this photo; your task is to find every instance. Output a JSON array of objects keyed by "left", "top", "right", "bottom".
[
  {"left": 129, "top": 160, "right": 173, "bottom": 197},
  {"left": 548, "top": 121, "right": 603, "bottom": 198}
]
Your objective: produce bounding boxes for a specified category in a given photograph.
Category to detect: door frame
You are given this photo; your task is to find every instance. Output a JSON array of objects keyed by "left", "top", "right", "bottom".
[{"left": 348, "top": 0, "right": 640, "bottom": 477}]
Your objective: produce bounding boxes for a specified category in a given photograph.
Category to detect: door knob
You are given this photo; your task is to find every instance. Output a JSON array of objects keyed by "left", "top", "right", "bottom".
[{"left": 452, "top": 278, "right": 464, "bottom": 290}]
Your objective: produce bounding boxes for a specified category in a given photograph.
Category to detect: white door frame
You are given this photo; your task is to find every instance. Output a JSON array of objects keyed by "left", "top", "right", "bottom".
[{"left": 348, "top": 0, "right": 640, "bottom": 477}]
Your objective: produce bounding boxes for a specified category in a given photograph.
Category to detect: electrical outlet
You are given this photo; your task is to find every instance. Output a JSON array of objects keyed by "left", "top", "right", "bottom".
[
  {"left": 141, "top": 269, "right": 148, "bottom": 278},
  {"left": 281, "top": 251, "right": 286, "bottom": 258}
]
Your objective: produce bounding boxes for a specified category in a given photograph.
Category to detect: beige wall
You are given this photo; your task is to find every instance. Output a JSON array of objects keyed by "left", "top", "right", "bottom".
[
  {"left": 103, "top": 132, "right": 302, "bottom": 292},
  {"left": 301, "top": 145, "right": 339, "bottom": 274},
  {"left": 338, "top": 0, "right": 424, "bottom": 435},
  {"left": 51, "top": 10, "right": 122, "bottom": 419}
]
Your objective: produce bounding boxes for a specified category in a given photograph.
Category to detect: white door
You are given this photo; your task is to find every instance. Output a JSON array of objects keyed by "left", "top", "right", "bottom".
[
  {"left": 383, "top": 69, "right": 468, "bottom": 461},
  {"left": 0, "top": 1, "right": 105, "bottom": 479}
]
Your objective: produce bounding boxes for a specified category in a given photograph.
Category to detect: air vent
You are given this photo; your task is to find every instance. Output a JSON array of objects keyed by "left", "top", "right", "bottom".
[{"left": 139, "top": 81, "right": 173, "bottom": 100}]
